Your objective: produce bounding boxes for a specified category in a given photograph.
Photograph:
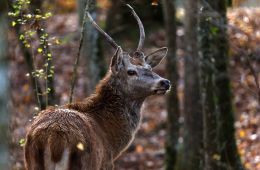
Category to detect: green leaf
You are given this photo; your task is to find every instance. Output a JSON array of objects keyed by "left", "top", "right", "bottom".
[
  {"left": 210, "top": 26, "right": 219, "bottom": 35},
  {"left": 19, "top": 138, "right": 25, "bottom": 147},
  {"left": 19, "top": 34, "right": 25, "bottom": 40}
]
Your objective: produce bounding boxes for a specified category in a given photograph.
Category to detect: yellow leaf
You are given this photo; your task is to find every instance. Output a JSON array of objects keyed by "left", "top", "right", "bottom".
[
  {"left": 151, "top": 0, "right": 158, "bottom": 6},
  {"left": 26, "top": 14, "right": 32, "bottom": 18},
  {"left": 239, "top": 130, "right": 245, "bottom": 138},
  {"left": 12, "top": 21, "right": 16, "bottom": 27},
  {"left": 238, "top": 148, "right": 245, "bottom": 156},
  {"left": 35, "top": 14, "right": 42, "bottom": 19},
  {"left": 37, "top": 48, "right": 43, "bottom": 53},
  {"left": 25, "top": 44, "right": 31, "bottom": 48},
  {"left": 212, "top": 154, "right": 221, "bottom": 161},
  {"left": 77, "top": 142, "right": 84, "bottom": 151},
  {"left": 55, "top": 39, "right": 61, "bottom": 45},
  {"left": 245, "top": 163, "right": 251, "bottom": 169}
]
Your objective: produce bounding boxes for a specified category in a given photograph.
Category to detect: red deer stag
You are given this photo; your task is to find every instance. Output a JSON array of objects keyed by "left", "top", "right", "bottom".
[{"left": 24, "top": 4, "right": 171, "bottom": 170}]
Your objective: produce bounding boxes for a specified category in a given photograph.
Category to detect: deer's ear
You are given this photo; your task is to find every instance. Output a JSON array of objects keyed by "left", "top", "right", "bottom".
[
  {"left": 145, "top": 47, "right": 168, "bottom": 68},
  {"left": 110, "top": 47, "right": 123, "bottom": 73}
]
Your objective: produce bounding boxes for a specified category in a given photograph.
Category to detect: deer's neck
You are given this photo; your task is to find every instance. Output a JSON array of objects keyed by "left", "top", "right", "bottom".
[{"left": 66, "top": 73, "right": 145, "bottom": 157}]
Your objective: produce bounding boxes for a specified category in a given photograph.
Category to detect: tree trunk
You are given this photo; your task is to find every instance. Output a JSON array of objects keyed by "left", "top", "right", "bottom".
[
  {"left": 77, "top": 0, "right": 88, "bottom": 24},
  {"left": 106, "top": 0, "right": 163, "bottom": 36},
  {"left": 198, "top": 3, "right": 219, "bottom": 170},
  {"left": 77, "top": 0, "right": 106, "bottom": 95},
  {"left": 183, "top": 0, "right": 203, "bottom": 169},
  {"left": 213, "top": 1, "right": 244, "bottom": 169},
  {"left": 199, "top": 0, "right": 244, "bottom": 169},
  {"left": 162, "top": 0, "right": 180, "bottom": 170},
  {"left": 0, "top": 0, "right": 9, "bottom": 168},
  {"left": 105, "top": 0, "right": 122, "bottom": 33}
]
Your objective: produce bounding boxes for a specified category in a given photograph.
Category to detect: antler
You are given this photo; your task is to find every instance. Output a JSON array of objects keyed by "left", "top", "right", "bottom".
[
  {"left": 126, "top": 4, "right": 145, "bottom": 52},
  {"left": 86, "top": 13, "right": 119, "bottom": 49},
  {"left": 86, "top": 4, "right": 145, "bottom": 51}
]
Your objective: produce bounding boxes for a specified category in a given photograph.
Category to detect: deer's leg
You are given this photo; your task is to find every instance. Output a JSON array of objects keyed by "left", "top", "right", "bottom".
[{"left": 24, "top": 135, "right": 45, "bottom": 170}]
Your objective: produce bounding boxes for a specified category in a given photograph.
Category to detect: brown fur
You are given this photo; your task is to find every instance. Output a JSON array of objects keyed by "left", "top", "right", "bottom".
[
  {"left": 24, "top": 45, "right": 170, "bottom": 170},
  {"left": 24, "top": 72, "right": 144, "bottom": 170},
  {"left": 24, "top": 3, "right": 170, "bottom": 168}
]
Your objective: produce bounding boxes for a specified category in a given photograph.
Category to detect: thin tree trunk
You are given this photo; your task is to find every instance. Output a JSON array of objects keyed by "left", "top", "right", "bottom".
[
  {"left": 12, "top": 26, "right": 46, "bottom": 109},
  {"left": 8, "top": 0, "right": 47, "bottom": 109},
  {"left": 162, "top": 0, "right": 180, "bottom": 169},
  {"left": 0, "top": 0, "right": 9, "bottom": 168},
  {"left": 105, "top": 0, "right": 122, "bottom": 33},
  {"left": 9, "top": 0, "right": 55, "bottom": 109},
  {"left": 198, "top": 3, "right": 219, "bottom": 170},
  {"left": 77, "top": 0, "right": 87, "bottom": 24},
  {"left": 213, "top": 1, "right": 244, "bottom": 169},
  {"left": 77, "top": 0, "right": 105, "bottom": 95},
  {"left": 32, "top": 4, "right": 56, "bottom": 107},
  {"left": 36, "top": 28, "right": 55, "bottom": 107},
  {"left": 199, "top": 0, "right": 244, "bottom": 169},
  {"left": 183, "top": 0, "right": 203, "bottom": 169}
]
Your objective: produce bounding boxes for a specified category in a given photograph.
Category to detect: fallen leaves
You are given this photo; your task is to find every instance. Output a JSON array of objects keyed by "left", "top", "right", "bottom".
[{"left": 8, "top": 7, "right": 259, "bottom": 170}]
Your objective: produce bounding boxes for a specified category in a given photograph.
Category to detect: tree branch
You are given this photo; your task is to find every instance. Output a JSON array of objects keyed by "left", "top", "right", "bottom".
[
  {"left": 69, "top": 0, "right": 92, "bottom": 103},
  {"left": 14, "top": 27, "right": 46, "bottom": 110}
]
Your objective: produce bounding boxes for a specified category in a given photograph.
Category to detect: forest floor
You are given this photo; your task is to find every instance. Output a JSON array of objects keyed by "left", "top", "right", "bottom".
[{"left": 8, "top": 8, "right": 259, "bottom": 170}]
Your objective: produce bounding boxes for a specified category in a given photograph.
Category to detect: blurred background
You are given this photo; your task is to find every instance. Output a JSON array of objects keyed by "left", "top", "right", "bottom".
[{"left": 0, "top": 0, "right": 259, "bottom": 169}]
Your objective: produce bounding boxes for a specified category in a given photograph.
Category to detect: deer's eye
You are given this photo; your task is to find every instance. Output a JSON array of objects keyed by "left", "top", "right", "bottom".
[{"left": 127, "top": 70, "right": 137, "bottom": 76}]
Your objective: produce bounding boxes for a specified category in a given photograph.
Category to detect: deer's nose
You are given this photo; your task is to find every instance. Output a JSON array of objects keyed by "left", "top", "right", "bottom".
[{"left": 159, "top": 80, "right": 171, "bottom": 89}]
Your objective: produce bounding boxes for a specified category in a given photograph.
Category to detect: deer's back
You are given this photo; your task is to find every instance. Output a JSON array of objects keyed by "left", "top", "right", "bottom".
[{"left": 24, "top": 108, "right": 111, "bottom": 170}]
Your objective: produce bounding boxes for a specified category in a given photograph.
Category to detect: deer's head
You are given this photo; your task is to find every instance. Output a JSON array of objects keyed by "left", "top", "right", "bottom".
[{"left": 87, "top": 4, "right": 171, "bottom": 99}]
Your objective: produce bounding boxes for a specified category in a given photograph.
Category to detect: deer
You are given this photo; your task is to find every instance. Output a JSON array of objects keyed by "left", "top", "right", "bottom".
[{"left": 24, "top": 4, "right": 171, "bottom": 170}]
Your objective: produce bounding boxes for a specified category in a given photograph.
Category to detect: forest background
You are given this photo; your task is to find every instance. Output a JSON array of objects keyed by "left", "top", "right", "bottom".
[{"left": 0, "top": 0, "right": 259, "bottom": 169}]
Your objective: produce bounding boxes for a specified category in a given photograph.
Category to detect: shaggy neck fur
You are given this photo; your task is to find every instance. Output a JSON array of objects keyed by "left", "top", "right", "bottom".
[{"left": 66, "top": 71, "right": 145, "bottom": 157}]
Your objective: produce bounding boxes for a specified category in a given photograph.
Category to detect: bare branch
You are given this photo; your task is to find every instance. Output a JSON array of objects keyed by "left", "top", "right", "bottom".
[
  {"left": 245, "top": 54, "right": 260, "bottom": 104},
  {"left": 14, "top": 27, "right": 46, "bottom": 110},
  {"left": 70, "top": 0, "right": 92, "bottom": 103}
]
